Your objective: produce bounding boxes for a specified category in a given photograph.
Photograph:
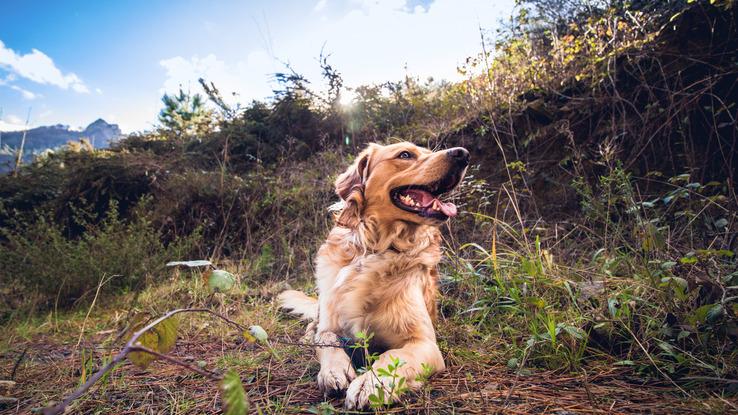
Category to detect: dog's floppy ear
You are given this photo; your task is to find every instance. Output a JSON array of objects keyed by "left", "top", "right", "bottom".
[{"left": 335, "top": 145, "right": 375, "bottom": 228}]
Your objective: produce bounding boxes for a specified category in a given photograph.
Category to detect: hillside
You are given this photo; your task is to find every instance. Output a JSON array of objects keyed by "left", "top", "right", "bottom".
[
  {"left": 0, "top": 119, "right": 122, "bottom": 172},
  {"left": 0, "top": 1, "right": 737, "bottom": 414}
]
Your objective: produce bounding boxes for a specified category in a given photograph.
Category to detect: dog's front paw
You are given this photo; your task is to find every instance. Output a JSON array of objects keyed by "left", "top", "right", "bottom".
[
  {"left": 345, "top": 372, "right": 378, "bottom": 409},
  {"left": 317, "top": 364, "right": 356, "bottom": 395},
  {"left": 346, "top": 371, "right": 404, "bottom": 409}
]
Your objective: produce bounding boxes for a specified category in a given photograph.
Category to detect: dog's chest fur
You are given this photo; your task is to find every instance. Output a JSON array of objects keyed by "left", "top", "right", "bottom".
[{"left": 315, "top": 225, "right": 442, "bottom": 349}]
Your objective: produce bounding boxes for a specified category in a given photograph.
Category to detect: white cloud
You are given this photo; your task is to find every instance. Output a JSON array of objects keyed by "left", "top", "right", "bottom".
[
  {"left": 10, "top": 84, "right": 37, "bottom": 100},
  {"left": 0, "top": 74, "right": 38, "bottom": 99},
  {"left": 0, "top": 114, "right": 28, "bottom": 132},
  {"left": 37, "top": 109, "right": 54, "bottom": 120},
  {"left": 0, "top": 40, "right": 89, "bottom": 93},
  {"left": 159, "top": 51, "right": 275, "bottom": 105},
  {"left": 279, "top": 0, "right": 514, "bottom": 89},
  {"left": 314, "top": 0, "right": 328, "bottom": 12},
  {"left": 72, "top": 83, "right": 90, "bottom": 93},
  {"left": 0, "top": 73, "right": 40, "bottom": 100}
]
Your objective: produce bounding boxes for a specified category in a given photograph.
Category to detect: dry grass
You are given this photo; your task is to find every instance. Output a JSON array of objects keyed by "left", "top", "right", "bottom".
[{"left": 1, "top": 273, "right": 735, "bottom": 415}]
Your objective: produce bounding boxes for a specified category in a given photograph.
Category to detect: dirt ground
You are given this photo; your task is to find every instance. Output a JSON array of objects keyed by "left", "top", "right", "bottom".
[{"left": 2, "top": 326, "right": 735, "bottom": 415}]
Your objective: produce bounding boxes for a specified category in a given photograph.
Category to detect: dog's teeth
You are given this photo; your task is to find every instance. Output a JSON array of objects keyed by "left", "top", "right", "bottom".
[
  {"left": 400, "top": 194, "right": 416, "bottom": 207},
  {"left": 432, "top": 200, "right": 440, "bottom": 211}
]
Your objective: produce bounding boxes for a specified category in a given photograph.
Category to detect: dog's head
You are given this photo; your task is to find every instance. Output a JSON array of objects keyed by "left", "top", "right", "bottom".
[{"left": 334, "top": 142, "right": 469, "bottom": 229}]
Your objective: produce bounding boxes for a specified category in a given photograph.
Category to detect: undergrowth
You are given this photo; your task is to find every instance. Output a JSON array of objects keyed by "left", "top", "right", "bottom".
[
  {"left": 442, "top": 162, "right": 737, "bottom": 385},
  {"left": 0, "top": 201, "right": 200, "bottom": 320}
]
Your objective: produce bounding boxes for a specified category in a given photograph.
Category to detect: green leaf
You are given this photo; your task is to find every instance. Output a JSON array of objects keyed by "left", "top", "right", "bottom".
[
  {"left": 656, "top": 340, "right": 677, "bottom": 357},
  {"left": 128, "top": 330, "right": 158, "bottom": 369},
  {"left": 128, "top": 316, "right": 179, "bottom": 369},
  {"left": 690, "top": 303, "right": 722, "bottom": 325},
  {"left": 679, "top": 256, "right": 698, "bottom": 265},
  {"left": 525, "top": 296, "right": 546, "bottom": 309},
  {"left": 166, "top": 260, "right": 212, "bottom": 268},
  {"left": 714, "top": 218, "right": 728, "bottom": 229},
  {"left": 243, "top": 325, "right": 268, "bottom": 344},
  {"left": 660, "top": 261, "right": 677, "bottom": 270},
  {"left": 661, "top": 276, "right": 688, "bottom": 291},
  {"left": 685, "top": 182, "right": 701, "bottom": 190},
  {"left": 562, "top": 325, "right": 586, "bottom": 340},
  {"left": 222, "top": 370, "right": 249, "bottom": 415},
  {"left": 613, "top": 360, "right": 634, "bottom": 366},
  {"left": 156, "top": 317, "right": 179, "bottom": 353},
  {"left": 306, "top": 403, "right": 338, "bottom": 415},
  {"left": 207, "top": 270, "right": 236, "bottom": 292},
  {"left": 706, "top": 304, "right": 724, "bottom": 323}
]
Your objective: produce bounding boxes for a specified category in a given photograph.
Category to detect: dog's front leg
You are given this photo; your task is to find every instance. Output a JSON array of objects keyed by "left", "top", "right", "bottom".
[
  {"left": 314, "top": 306, "right": 356, "bottom": 395},
  {"left": 345, "top": 339, "right": 444, "bottom": 409}
]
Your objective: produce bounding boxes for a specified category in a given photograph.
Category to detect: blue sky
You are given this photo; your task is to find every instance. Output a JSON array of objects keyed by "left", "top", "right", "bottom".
[{"left": 0, "top": 0, "right": 515, "bottom": 133}]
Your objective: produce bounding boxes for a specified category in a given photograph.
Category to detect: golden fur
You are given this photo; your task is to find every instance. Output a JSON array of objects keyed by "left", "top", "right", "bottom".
[{"left": 279, "top": 142, "right": 468, "bottom": 409}]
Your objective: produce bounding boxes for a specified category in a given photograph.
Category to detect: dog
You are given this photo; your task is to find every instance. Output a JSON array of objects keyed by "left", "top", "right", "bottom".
[{"left": 278, "top": 141, "right": 469, "bottom": 409}]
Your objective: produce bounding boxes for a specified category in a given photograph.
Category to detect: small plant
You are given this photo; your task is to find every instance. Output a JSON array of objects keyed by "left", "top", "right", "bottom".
[
  {"left": 368, "top": 356, "right": 409, "bottom": 409},
  {"left": 306, "top": 402, "right": 339, "bottom": 415},
  {"left": 349, "top": 331, "right": 379, "bottom": 373},
  {"left": 349, "top": 331, "right": 410, "bottom": 408}
]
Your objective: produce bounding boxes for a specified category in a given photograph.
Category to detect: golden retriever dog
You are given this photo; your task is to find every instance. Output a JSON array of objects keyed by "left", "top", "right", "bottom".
[{"left": 278, "top": 142, "right": 469, "bottom": 409}]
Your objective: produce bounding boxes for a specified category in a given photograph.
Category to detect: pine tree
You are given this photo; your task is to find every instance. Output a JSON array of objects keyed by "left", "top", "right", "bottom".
[{"left": 158, "top": 88, "right": 212, "bottom": 138}]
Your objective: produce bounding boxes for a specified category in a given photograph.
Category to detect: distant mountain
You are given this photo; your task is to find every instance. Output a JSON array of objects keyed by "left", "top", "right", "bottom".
[{"left": 0, "top": 119, "right": 122, "bottom": 172}]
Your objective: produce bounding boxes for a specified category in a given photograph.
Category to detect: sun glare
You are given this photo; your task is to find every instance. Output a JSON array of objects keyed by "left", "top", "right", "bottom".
[{"left": 339, "top": 89, "right": 356, "bottom": 107}]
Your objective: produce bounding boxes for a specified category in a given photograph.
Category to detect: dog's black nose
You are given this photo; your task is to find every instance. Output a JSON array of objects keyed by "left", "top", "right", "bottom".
[{"left": 447, "top": 147, "right": 469, "bottom": 166}]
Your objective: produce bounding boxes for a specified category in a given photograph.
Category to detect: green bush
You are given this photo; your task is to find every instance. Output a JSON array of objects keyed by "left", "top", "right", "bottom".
[{"left": 0, "top": 201, "right": 201, "bottom": 321}]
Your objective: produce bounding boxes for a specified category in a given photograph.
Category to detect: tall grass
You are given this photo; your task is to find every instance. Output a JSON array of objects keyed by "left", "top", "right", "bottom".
[{"left": 441, "top": 160, "right": 737, "bottom": 383}]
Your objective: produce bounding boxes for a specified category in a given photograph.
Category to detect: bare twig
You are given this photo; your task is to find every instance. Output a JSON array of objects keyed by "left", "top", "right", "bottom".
[
  {"left": 42, "top": 307, "right": 344, "bottom": 415},
  {"left": 9, "top": 348, "right": 28, "bottom": 381},
  {"left": 75, "top": 274, "right": 116, "bottom": 348},
  {"left": 128, "top": 345, "right": 221, "bottom": 379},
  {"left": 43, "top": 308, "right": 213, "bottom": 415}
]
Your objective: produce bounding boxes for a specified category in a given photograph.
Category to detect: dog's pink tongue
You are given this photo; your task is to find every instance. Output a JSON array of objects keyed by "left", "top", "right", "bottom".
[{"left": 438, "top": 200, "right": 457, "bottom": 217}]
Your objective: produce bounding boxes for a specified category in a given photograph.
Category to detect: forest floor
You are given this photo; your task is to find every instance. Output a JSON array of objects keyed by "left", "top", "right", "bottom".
[{"left": 1, "top": 273, "right": 735, "bottom": 415}]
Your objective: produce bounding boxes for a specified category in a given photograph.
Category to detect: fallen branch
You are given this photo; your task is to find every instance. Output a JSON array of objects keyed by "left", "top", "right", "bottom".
[
  {"left": 41, "top": 307, "right": 343, "bottom": 415},
  {"left": 10, "top": 347, "right": 27, "bottom": 380},
  {"left": 43, "top": 308, "right": 213, "bottom": 415}
]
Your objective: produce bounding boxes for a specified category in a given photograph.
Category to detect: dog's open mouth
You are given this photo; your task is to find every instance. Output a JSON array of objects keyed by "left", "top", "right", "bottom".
[{"left": 390, "top": 173, "right": 461, "bottom": 220}]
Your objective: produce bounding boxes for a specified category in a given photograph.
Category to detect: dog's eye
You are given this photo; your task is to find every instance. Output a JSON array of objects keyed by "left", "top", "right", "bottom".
[{"left": 397, "top": 151, "right": 414, "bottom": 160}]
